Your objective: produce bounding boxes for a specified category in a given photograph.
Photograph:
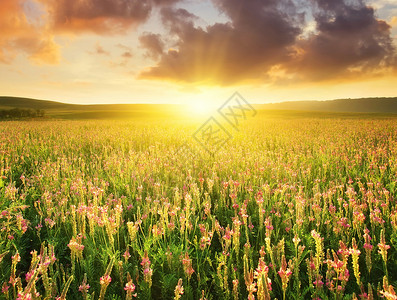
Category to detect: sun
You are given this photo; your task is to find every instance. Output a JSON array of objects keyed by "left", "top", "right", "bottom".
[{"left": 186, "top": 100, "right": 218, "bottom": 117}]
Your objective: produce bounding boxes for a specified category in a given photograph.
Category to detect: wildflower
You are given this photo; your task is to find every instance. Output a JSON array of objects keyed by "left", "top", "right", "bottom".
[
  {"left": 100, "top": 275, "right": 111, "bottom": 286},
  {"left": 127, "top": 221, "right": 138, "bottom": 243},
  {"left": 16, "top": 292, "right": 32, "bottom": 300},
  {"left": 278, "top": 255, "right": 292, "bottom": 300},
  {"left": 123, "top": 248, "right": 131, "bottom": 262},
  {"left": 181, "top": 252, "right": 194, "bottom": 281},
  {"left": 174, "top": 278, "right": 184, "bottom": 300},
  {"left": 124, "top": 281, "right": 136, "bottom": 293},
  {"left": 68, "top": 236, "right": 84, "bottom": 273},
  {"left": 2, "top": 283, "right": 10, "bottom": 295},
  {"left": 313, "top": 276, "right": 324, "bottom": 288},
  {"left": 350, "top": 238, "right": 361, "bottom": 286},
  {"left": 99, "top": 257, "right": 114, "bottom": 300},
  {"left": 12, "top": 252, "right": 21, "bottom": 263},
  {"left": 255, "top": 256, "right": 271, "bottom": 300},
  {"left": 244, "top": 267, "right": 257, "bottom": 300},
  {"left": 380, "top": 276, "right": 397, "bottom": 300},
  {"left": 141, "top": 251, "right": 153, "bottom": 287},
  {"left": 25, "top": 270, "right": 34, "bottom": 282},
  {"left": 79, "top": 274, "right": 90, "bottom": 300},
  {"left": 378, "top": 229, "right": 390, "bottom": 263},
  {"left": 293, "top": 235, "right": 301, "bottom": 248},
  {"left": 9, "top": 251, "right": 20, "bottom": 286},
  {"left": 124, "top": 273, "right": 137, "bottom": 300},
  {"left": 311, "top": 230, "right": 324, "bottom": 272},
  {"left": 363, "top": 228, "right": 373, "bottom": 273},
  {"left": 68, "top": 236, "right": 84, "bottom": 262},
  {"left": 232, "top": 279, "right": 239, "bottom": 300}
]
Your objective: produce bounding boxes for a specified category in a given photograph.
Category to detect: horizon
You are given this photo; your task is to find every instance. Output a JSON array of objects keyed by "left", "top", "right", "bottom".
[
  {"left": 0, "top": 0, "right": 396, "bottom": 105},
  {"left": 3, "top": 95, "right": 397, "bottom": 107}
]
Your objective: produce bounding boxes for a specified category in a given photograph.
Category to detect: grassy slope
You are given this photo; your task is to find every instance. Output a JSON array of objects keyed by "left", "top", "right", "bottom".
[
  {"left": 259, "top": 97, "right": 397, "bottom": 113},
  {"left": 1, "top": 96, "right": 397, "bottom": 120}
]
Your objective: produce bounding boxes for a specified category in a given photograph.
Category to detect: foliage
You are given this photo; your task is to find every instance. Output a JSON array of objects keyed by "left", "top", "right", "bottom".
[
  {"left": 0, "top": 108, "right": 45, "bottom": 120},
  {"left": 0, "top": 117, "right": 397, "bottom": 299}
]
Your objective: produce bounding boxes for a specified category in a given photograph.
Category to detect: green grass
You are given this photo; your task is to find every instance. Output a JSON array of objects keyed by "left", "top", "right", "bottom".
[{"left": 1, "top": 115, "right": 397, "bottom": 299}]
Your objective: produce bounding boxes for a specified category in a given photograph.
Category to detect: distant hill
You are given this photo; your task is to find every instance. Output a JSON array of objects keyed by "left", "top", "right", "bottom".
[
  {"left": 0, "top": 96, "right": 188, "bottom": 119},
  {"left": 0, "top": 96, "right": 77, "bottom": 110},
  {"left": 1, "top": 96, "right": 397, "bottom": 119},
  {"left": 258, "top": 97, "right": 397, "bottom": 113},
  {"left": 0, "top": 96, "right": 182, "bottom": 112}
]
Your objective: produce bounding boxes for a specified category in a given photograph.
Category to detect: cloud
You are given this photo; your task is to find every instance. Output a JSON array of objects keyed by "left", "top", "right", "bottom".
[
  {"left": 92, "top": 43, "right": 110, "bottom": 55},
  {"left": 140, "top": 1, "right": 304, "bottom": 85},
  {"left": 139, "top": 0, "right": 397, "bottom": 86},
  {"left": 122, "top": 51, "right": 133, "bottom": 58},
  {"left": 0, "top": 0, "right": 180, "bottom": 64},
  {"left": 0, "top": 0, "right": 60, "bottom": 64},
  {"left": 39, "top": 0, "right": 181, "bottom": 34},
  {"left": 116, "top": 43, "right": 133, "bottom": 58},
  {"left": 139, "top": 33, "right": 165, "bottom": 59},
  {"left": 287, "top": 0, "right": 396, "bottom": 81}
]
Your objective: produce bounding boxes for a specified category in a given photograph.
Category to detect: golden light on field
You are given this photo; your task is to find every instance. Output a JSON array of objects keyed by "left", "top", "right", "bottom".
[{"left": 186, "top": 101, "right": 215, "bottom": 116}]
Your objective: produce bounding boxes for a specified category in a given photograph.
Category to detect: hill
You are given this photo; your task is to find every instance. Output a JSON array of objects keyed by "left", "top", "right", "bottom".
[
  {"left": 0, "top": 96, "right": 76, "bottom": 110},
  {"left": 259, "top": 97, "right": 397, "bottom": 113},
  {"left": 1, "top": 96, "right": 397, "bottom": 119}
]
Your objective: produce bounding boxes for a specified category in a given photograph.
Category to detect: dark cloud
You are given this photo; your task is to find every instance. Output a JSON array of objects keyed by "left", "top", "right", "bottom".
[
  {"left": 39, "top": 0, "right": 151, "bottom": 34},
  {"left": 139, "top": 33, "right": 165, "bottom": 59},
  {"left": 140, "top": 1, "right": 304, "bottom": 85},
  {"left": 140, "top": 0, "right": 396, "bottom": 85},
  {"left": 40, "top": 0, "right": 181, "bottom": 34},
  {"left": 152, "top": 0, "right": 181, "bottom": 5},
  {"left": 288, "top": 0, "right": 396, "bottom": 81}
]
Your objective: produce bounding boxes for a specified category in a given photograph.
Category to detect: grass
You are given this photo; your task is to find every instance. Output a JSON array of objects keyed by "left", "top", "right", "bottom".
[{"left": 0, "top": 112, "right": 397, "bottom": 299}]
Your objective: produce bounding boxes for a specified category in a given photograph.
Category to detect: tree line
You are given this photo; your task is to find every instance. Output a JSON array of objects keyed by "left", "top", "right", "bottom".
[{"left": 0, "top": 108, "right": 46, "bottom": 119}]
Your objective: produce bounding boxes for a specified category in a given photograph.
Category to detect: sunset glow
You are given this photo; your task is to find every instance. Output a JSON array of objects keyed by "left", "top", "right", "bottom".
[{"left": 0, "top": 0, "right": 396, "bottom": 104}]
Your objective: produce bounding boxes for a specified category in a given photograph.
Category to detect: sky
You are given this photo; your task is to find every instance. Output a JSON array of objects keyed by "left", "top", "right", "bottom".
[{"left": 0, "top": 0, "right": 396, "bottom": 105}]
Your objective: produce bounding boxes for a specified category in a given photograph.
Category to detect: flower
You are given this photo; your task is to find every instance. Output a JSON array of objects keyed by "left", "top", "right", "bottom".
[
  {"left": 174, "top": 278, "right": 184, "bottom": 300},
  {"left": 181, "top": 252, "right": 195, "bottom": 281},
  {"left": 100, "top": 275, "right": 111, "bottom": 287},
  {"left": 141, "top": 251, "right": 153, "bottom": 287},
  {"left": 124, "top": 281, "right": 136, "bottom": 293},
  {"left": 378, "top": 229, "right": 390, "bottom": 263}
]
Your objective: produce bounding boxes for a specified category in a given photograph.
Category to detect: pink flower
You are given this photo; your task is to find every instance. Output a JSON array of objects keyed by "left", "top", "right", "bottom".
[
  {"left": 124, "top": 281, "right": 136, "bottom": 293},
  {"left": 16, "top": 293, "right": 32, "bottom": 300},
  {"left": 79, "top": 283, "right": 90, "bottom": 292},
  {"left": 123, "top": 249, "right": 131, "bottom": 261},
  {"left": 2, "top": 283, "right": 10, "bottom": 294},
  {"left": 100, "top": 275, "right": 111, "bottom": 286}
]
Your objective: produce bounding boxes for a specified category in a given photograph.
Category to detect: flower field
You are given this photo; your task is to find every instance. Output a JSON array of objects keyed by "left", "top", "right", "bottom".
[{"left": 1, "top": 116, "right": 397, "bottom": 299}]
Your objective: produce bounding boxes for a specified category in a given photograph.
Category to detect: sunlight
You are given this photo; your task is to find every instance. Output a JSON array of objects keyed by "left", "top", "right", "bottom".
[{"left": 185, "top": 100, "right": 218, "bottom": 117}]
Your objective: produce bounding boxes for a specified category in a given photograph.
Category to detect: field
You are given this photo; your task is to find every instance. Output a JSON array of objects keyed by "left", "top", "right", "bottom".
[{"left": 1, "top": 112, "right": 397, "bottom": 299}]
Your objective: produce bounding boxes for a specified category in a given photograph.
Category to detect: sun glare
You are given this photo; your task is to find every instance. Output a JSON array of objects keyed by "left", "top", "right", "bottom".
[{"left": 186, "top": 100, "right": 217, "bottom": 117}]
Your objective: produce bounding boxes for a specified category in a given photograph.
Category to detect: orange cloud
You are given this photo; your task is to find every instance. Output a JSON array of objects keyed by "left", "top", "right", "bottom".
[
  {"left": 140, "top": 4, "right": 302, "bottom": 85},
  {"left": 0, "top": 0, "right": 60, "bottom": 64},
  {"left": 38, "top": 0, "right": 180, "bottom": 34},
  {"left": 140, "top": 0, "right": 397, "bottom": 86}
]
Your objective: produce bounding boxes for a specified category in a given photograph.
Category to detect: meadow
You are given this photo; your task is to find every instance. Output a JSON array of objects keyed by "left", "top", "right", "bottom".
[{"left": 1, "top": 113, "right": 397, "bottom": 299}]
